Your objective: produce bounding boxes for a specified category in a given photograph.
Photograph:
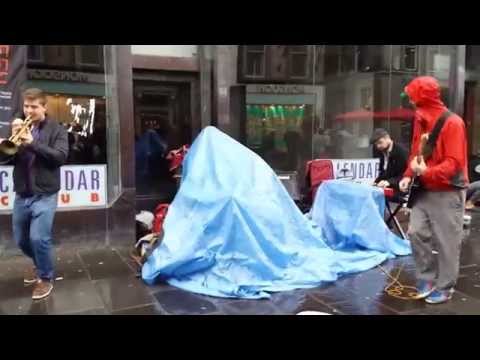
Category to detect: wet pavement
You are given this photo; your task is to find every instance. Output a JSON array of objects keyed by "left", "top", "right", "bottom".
[{"left": 1, "top": 211, "right": 480, "bottom": 315}]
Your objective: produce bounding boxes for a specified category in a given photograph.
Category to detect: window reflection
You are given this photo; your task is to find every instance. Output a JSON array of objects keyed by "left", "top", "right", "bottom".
[
  {"left": 45, "top": 94, "right": 107, "bottom": 165},
  {"left": 246, "top": 104, "right": 310, "bottom": 172},
  {"left": 235, "top": 45, "right": 458, "bottom": 175},
  {"left": 25, "top": 45, "right": 108, "bottom": 167}
]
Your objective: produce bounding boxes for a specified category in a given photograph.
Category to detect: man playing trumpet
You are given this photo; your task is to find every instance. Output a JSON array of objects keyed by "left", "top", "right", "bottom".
[{"left": 0, "top": 88, "right": 68, "bottom": 300}]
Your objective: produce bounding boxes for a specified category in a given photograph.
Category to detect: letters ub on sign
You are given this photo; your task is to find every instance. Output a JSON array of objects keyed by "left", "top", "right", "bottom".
[{"left": 0, "top": 165, "right": 107, "bottom": 211}]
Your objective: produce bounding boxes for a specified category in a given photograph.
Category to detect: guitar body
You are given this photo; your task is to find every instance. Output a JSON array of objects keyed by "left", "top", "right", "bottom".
[
  {"left": 405, "top": 133, "right": 429, "bottom": 209},
  {"left": 403, "top": 110, "right": 452, "bottom": 209}
]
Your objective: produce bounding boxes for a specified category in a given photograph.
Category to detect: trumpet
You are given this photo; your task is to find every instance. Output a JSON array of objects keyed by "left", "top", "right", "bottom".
[{"left": 0, "top": 116, "right": 33, "bottom": 155}]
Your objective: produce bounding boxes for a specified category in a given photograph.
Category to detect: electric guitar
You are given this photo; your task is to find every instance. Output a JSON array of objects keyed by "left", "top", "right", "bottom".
[
  {"left": 405, "top": 133, "right": 429, "bottom": 208},
  {"left": 404, "top": 110, "right": 452, "bottom": 208}
]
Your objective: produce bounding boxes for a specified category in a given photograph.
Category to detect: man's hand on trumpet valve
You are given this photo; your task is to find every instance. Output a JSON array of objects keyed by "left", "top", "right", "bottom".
[
  {"left": 11, "top": 118, "right": 24, "bottom": 137},
  {"left": 18, "top": 129, "right": 33, "bottom": 145}
]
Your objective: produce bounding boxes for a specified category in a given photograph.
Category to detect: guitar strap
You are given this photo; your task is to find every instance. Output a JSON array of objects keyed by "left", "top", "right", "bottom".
[
  {"left": 421, "top": 111, "right": 452, "bottom": 159},
  {"left": 406, "top": 110, "right": 452, "bottom": 209}
]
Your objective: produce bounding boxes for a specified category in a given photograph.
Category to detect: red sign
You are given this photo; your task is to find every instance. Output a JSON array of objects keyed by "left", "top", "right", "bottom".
[
  {"left": 0, "top": 45, "right": 27, "bottom": 139},
  {"left": 0, "top": 45, "right": 10, "bottom": 85}
]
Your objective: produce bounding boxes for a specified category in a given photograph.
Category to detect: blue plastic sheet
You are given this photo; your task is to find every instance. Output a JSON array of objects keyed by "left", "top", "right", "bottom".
[
  {"left": 142, "top": 126, "right": 411, "bottom": 299},
  {"left": 310, "top": 180, "right": 411, "bottom": 256}
]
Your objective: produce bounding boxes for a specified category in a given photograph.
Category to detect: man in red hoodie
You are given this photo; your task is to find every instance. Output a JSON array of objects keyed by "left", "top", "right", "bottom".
[{"left": 399, "top": 76, "right": 469, "bottom": 304}]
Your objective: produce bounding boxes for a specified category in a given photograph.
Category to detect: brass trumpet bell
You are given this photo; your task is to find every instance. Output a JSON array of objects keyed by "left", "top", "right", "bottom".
[{"left": 0, "top": 116, "right": 33, "bottom": 156}]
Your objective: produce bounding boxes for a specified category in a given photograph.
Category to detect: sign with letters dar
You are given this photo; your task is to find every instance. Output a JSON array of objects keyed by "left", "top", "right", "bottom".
[
  {"left": 0, "top": 165, "right": 107, "bottom": 211},
  {"left": 328, "top": 158, "right": 380, "bottom": 184}
]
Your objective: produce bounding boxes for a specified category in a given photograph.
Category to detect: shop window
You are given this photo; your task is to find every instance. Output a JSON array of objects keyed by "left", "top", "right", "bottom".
[
  {"left": 208, "top": 45, "right": 463, "bottom": 177},
  {"left": 75, "top": 46, "right": 104, "bottom": 68},
  {"left": 43, "top": 46, "right": 76, "bottom": 68},
  {"left": 239, "top": 45, "right": 315, "bottom": 83},
  {"left": 391, "top": 45, "right": 418, "bottom": 71},
  {"left": 28, "top": 46, "right": 104, "bottom": 72},
  {"left": 426, "top": 45, "right": 451, "bottom": 81},
  {"left": 244, "top": 45, "right": 266, "bottom": 79},
  {"left": 0, "top": 45, "right": 122, "bottom": 211},
  {"left": 340, "top": 45, "right": 357, "bottom": 74},
  {"left": 404, "top": 45, "right": 418, "bottom": 71},
  {"left": 269, "top": 45, "right": 288, "bottom": 81},
  {"left": 324, "top": 46, "right": 341, "bottom": 77},
  {"left": 24, "top": 46, "right": 110, "bottom": 167},
  {"left": 288, "top": 46, "right": 310, "bottom": 79},
  {"left": 245, "top": 103, "right": 312, "bottom": 172},
  {"left": 358, "top": 45, "right": 383, "bottom": 72},
  {"left": 466, "top": 46, "right": 480, "bottom": 72},
  {"left": 27, "top": 46, "right": 44, "bottom": 63},
  {"left": 466, "top": 46, "right": 480, "bottom": 161},
  {"left": 45, "top": 94, "right": 107, "bottom": 165}
]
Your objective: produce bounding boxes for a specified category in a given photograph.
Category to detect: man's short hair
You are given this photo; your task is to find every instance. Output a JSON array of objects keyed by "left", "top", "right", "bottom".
[
  {"left": 23, "top": 88, "right": 47, "bottom": 106},
  {"left": 370, "top": 128, "right": 390, "bottom": 145}
]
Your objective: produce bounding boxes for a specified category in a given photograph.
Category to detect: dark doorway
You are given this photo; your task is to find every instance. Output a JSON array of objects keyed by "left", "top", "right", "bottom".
[{"left": 134, "top": 80, "right": 192, "bottom": 212}]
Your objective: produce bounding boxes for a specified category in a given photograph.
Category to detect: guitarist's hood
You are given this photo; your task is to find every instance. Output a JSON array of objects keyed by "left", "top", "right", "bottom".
[{"left": 404, "top": 76, "right": 448, "bottom": 130}]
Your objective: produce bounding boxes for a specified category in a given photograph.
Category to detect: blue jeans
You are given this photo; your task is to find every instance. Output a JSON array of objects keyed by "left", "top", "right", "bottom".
[{"left": 12, "top": 193, "right": 58, "bottom": 281}]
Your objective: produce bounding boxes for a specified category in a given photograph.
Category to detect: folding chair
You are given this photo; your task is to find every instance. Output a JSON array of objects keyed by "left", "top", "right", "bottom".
[
  {"left": 383, "top": 188, "right": 409, "bottom": 240},
  {"left": 305, "top": 159, "right": 335, "bottom": 205}
]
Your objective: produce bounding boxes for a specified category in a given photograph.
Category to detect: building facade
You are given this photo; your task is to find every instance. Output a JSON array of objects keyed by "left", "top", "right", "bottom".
[
  {"left": 1, "top": 45, "right": 479, "bottom": 254},
  {"left": 199, "top": 46, "right": 474, "bottom": 182}
]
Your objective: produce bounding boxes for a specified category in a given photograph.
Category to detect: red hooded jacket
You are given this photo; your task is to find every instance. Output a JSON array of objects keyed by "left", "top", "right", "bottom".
[{"left": 403, "top": 76, "right": 469, "bottom": 191}]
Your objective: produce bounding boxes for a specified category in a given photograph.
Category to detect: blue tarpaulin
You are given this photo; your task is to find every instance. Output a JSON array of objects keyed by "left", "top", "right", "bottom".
[
  {"left": 310, "top": 180, "right": 411, "bottom": 256},
  {"left": 142, "top": 126, "right": 411, "bottom": 299}
]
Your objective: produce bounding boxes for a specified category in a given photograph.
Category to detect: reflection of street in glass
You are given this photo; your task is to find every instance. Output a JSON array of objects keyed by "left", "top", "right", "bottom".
[
  {"left": 245, "top": 103, "right": 310, "bottom": 174},
  {"left": 66, "top": 98, "right": 96, "bottom": 137}
]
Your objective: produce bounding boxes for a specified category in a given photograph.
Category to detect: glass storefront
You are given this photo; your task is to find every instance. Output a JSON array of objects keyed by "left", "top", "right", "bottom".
[
  {"left": 201, "top": 45, "right": 466, "bottom": 183},
  {"left": 0, "top": 45, "right": 122, "bottom": 211},
  {"left": 465, "top": 45, "right": 480, "bottom": 181}
]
